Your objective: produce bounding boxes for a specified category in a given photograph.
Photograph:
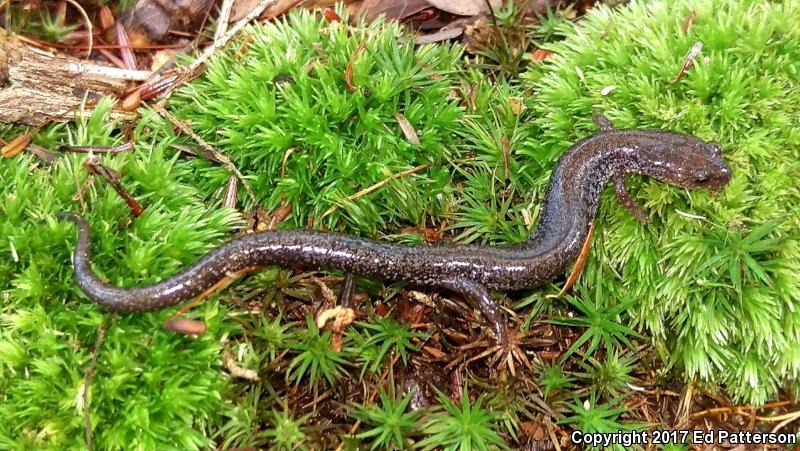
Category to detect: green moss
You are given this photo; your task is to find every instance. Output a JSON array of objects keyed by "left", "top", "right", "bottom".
[
  {"left": 3, "top": 0, "right": 800, "bottom": 447},
  {"left": 519, "top": 0, "right": 800, "bottom": 404},
  {"left": 170, "top": 10, "right": 464, "bottom": 235},
  {"left": 0, "top": 103, "right": 241, "bottom": 448}
]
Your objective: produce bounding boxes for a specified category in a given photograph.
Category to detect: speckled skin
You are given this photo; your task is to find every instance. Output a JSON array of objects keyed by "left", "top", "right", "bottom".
[{"left": 58, "top": 116, "right": 732, "bottom": 346}]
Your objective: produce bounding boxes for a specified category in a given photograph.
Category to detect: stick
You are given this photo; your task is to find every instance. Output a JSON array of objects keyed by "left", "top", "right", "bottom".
[
  {"left": 83, "top": 320, "right": 110, "bottom": 451},
  {"left": 150, "top": 103, "right": 257, "bottom": 204},
  {"left": 321, "top": 163, "right": 432, "bottom": 218}
]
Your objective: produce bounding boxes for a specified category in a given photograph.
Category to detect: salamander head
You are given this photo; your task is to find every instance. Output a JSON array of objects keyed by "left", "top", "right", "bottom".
[{"left": 635, "top": 133, "right": 732, "bottom": 190}]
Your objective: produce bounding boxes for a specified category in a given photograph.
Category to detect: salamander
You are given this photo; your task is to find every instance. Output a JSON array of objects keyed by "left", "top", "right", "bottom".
[{"left": 58, "top": 115, "right": 732, "bottom": 346}]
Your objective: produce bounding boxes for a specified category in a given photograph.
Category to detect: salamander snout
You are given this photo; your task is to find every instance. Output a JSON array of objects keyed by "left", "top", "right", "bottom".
[
  {"left": 638, "top": 135, "right": 733, "bottom": 191},
  {"left": 690, "top": 142, "right": 732, "bottom": 190},
  {"left": 689, "top": 166, "right": 731, "bottom": 190}
]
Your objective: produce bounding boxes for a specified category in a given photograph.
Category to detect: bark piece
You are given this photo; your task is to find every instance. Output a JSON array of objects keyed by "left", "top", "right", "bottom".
[{"left": 0, "top": 29, "right": 141, "bottom": 125}]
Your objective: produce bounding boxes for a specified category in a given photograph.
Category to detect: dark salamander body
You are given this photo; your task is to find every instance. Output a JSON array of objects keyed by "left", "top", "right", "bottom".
[{"left": 58, "top": 116, "right": 732, "bottom": 346}]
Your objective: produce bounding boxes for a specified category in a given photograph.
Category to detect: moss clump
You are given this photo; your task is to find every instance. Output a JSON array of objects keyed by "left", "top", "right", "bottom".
[
  {"left": 171, "top": 10, "right": 464, "bottom": 235},
  {"left": 0, "top": 102, "right": 241, "bottom": 448},
  {"left": 521, "top": 0, "right": 800, "bottom": 403}
]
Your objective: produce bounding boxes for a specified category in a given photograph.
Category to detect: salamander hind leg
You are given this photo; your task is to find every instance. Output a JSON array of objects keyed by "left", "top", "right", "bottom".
[
  {"left": 440, "top": 279, "right": 508, "bottom": 349},
  {"left": 613, "top": 174, "right": 650, "bottom": 224},
  {"left": 336, "top": 273, "right": 356, "bottom": 307}
]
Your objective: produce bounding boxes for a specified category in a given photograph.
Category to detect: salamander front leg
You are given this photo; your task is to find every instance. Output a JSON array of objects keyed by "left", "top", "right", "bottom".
[
  {"left": 613, "top": 174, "right": 649, "bottom": 224},
  {"left": 440, "top": 279, "right": 508, "bottom": 349},
  {"left": 593, "top": 113, "right": 615, "bottom": 131}
]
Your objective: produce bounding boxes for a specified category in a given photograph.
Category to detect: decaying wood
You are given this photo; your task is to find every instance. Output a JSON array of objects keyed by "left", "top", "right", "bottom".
[{"left": 0, "top": 28, "right": 145, "bottom": 126}]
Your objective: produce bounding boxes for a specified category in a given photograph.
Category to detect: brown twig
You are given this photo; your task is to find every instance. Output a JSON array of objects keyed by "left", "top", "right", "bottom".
[
  {"left": 344, "top": 42, "right": 366, "bottom": 93},
  {"left": 64, "top": 0, "right": 92, "bottom": 58},
  {"left": 83, "top": 319, "right": 110, "bottom": 451},
  {"left": 321, "top": 163, "right": 432, "bottom": 218},
  {"left": 59, "top": 143, "right": 133, "bottom": 154},
  {"left": 188, "top": 0, "right": 278, "bottom": 73},
  {"left": 689, "top": 400, "right": 795, "bottom": 419},
  {"left": 214, "top": 0, "right": 235, "bottom": 42},
  {"left": 149, "top": 103, "right": 257, "bottom": 204},
  {"left": 83, "top": 156, "right": 144, "bottom": 216}
]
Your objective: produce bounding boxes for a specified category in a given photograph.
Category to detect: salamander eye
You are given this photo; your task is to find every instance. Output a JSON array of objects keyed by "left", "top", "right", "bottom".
[
  {"left": 707, "top": 142, "right": 723, "bottom": 156},
  {"left": 693, "top": 171, "right": 711, "bottom": 184}
]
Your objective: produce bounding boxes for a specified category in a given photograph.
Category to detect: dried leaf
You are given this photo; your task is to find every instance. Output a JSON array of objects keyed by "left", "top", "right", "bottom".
[
  {"left": 682, "top": 10, "right": 698, "bottom": 33},
  {"left": 506, "top": 97, "right": 524, "bottom": 115},
  {"left": 98, "top": 5, "right": 115, "bottom": 30},
  {"left": 115, "top": 22, "right": 137, "bottom": 70},
  {"left": 121, "top": 88, "right": 142, "bottom": 112},
  {"left": 425, "top": 0, "right": 501, "bottom": 16},
  {"left": 26, "top": 143, "right": 59, "bottom": 165},
  {"left": 222, "top": 176, "right": 238, "bottom": 209},
  {"left": 1, "top": 132, "right": 34, "bottom": 158},
  {"left": 359, "top": 0, "right": 429, "bottom": 23},
  {"left": 164, "top": 317, "right": 207, "bottom": 335},
  {"left": 395, "top": 114, "right": 420, "bottom": 145},
  {"left": 670, "top": 41, "right": 703, "bottom": 83},
  {"left": 531, "top": 48, "right": 553, "bottom": 62},
  {"left": 415, "top": 27, "right": 463, "bottom": 45}
]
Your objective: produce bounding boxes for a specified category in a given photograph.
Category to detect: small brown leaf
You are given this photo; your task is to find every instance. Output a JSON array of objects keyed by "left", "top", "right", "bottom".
[
  {"left": 164, "top": 317, "right": 207, "bottom": 335},
  {"left": 395, "top": 114, "right": 420, "bottom": 145},
  {"left": 323, "top": 7, "right": 341, "bottom": 22},
  {"left": 1, "top": 133, "right": 34, "bottom": 158},
  {"left": 682, "top": 10, "right": 698, "bottom": 34},
  {"left": 531, "top": 48, "right": 553, "bottom": 62},
  {"left": 98, "top": 5, "right": 115, "bottom": 30},
  {"left": 506, "top": 97, "right": 524, "bottom": 115},
  {"left": 425, "top": 0, "right": 501, "bottom": 16},
  {"left": 121, "top": 88, "right": 142, "bottom": 112},
  {"left": 415, "top": 27, "right": 463, "bottom": 45}
]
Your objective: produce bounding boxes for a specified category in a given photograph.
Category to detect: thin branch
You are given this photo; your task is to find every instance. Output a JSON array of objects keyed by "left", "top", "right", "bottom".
[
  {"left": 771, "top": 409, "right": 800, "bottom": 433},
  {"left": 64, "top": 0, "right": 92, "bottom": 58},
  {"left": 83, "top": 319, "right": 110, "bottom": 451},
  {"left": 149, "top": 103, "right": 257, "bottom": 204},
  {"left": 214, "top": 0, "right": 235, "bottom": 42},
  {"left": 188, "top": 0, "right": 278, "bottom": 72},
  {"left": 321, "top": 163, "right": 432, "bottom": 218},
  {"left": 689, "top": 400, "right": 795, "bottom": 419}
]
